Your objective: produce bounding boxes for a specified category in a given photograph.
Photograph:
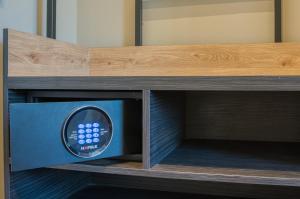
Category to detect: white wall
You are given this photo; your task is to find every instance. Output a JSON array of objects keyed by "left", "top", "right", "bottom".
[
  {"left": 54, "top": 0, "right": 300, "bottom": 46},
  {"left": 77, "top": 0, "right": 135, "bottom": 47},
  {"left": 55, "top": 0, "right": 135, "bottom": 47},
  {"left": 283, "top": 0, "right": 300, "bottom": 42},
  {"left": 143, "top": 0, "right": 275, "bottom": 45},
  {"left": 0, "top": 1, "right": 37, "bottom": 198},
  {"left": 56, "top": 0, "right": 78, "bottom": 44},
  {"left": 0, "top": 0, "right": 37, "bottom": 41}
]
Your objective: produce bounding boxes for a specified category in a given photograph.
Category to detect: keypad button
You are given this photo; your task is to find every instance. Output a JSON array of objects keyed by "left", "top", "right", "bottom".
[
  {"left": 93, "top": 123, "right": 100, "bottom": 128},
  {"left": 86, "top": 139, "right": 92, "bottom": 144},
  {"left": 86, "top": 134, "right": 92, "bottom": 139},
  {"left": 78, "top": 124, "right": 85, "bottom": 129},
  {"left": 93, "top": 138, "right": 100, "bottom": 143},
  {"left": 85, "top": 129, "right": 93, "bottom": 133},
  {"left": 86, "top": 129, "right": 92, "bottom": 133},
  {"left": 78, "top": 134, "right": 85, "bottom": 139},
  {"left": 93, "top": 133, "right": 99, "bottom": 138},
  {"left": 85, "top": 123, "right": 92, "bottom": 128},
  {"left": 93, "top": 128, "right": 99, "bottom": 133},
  {"left": 78, "top": 140, "right": 85, "bottom": 145},
  {"left": 78, "top": 129, "right": 85, "bottom": 134}
]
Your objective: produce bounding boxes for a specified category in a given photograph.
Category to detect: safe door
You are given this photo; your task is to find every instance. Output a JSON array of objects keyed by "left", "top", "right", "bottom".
[{"left": 10, "top": 101, "right": 126, "bottom": 171}]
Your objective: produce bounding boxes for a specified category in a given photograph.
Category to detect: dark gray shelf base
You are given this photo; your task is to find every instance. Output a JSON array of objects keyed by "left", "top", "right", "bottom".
[
  {"left": 8, "top": 76, "right": 300, "bottom": 91},
  {"left": 52, "top": 139, "right": 300, "bottom": 188}
]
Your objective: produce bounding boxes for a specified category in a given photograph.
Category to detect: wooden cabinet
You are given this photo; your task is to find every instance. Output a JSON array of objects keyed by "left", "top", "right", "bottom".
[{"left": 4, "top": 29, "right": 300, "bottom": 199}]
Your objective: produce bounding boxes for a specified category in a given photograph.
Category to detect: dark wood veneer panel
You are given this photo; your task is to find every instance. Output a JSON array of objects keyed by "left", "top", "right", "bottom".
[
  {"left": 143, "top": 90, "right": 151, "bottom": 169},
  {"left": 53, "top": 154, "right": 300, "bottom": 188},
  {"left": 186, "top": 91, "right": 300, "bottom": 142},
  {"left": 8, "top": 76, "right": 300, "bottom": 91},
  {"left": 91, "top": 173, "right": 300, "bottom": 199},
  {"left": 27, "top": 90, "right": 142, "bottom": 100},
  {"left": 150, "top": 91, "right": 185, "bottom": 167},
  {"left": 11, "top": 169, "right": 90, "bottom": 199},
  {"left": 154, "top": 140, "right": 300, "bottom": 181},
  {"left": 7, "top": 81, "right": 300, "bottom": 197}
]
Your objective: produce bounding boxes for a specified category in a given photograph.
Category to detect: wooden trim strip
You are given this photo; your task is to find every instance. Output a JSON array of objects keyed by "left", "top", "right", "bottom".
[{"left": 8, "top": 76, "right": 300, "bottom": 91}]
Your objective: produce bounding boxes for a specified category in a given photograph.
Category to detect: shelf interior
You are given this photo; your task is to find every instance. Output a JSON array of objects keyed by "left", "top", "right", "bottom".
[{"left": 153, "top": 140, "right": 300, "bottom": 179}]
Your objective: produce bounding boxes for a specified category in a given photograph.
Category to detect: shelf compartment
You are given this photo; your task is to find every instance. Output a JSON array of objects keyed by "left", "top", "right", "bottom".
[
  {"left": 149, "top": 91, "right": 300, "bottom": 186},
  {"left": 52, "top": 143, "right": 300, "bottom": 187},
  {"left": 153, "top": 140, "right": 300, "bottom": 186}
]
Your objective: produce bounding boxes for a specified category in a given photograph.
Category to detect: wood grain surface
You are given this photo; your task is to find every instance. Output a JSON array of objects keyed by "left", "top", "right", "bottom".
[
  {"left": 8, "top": 30, "right": 89, "bottom": 77},
  {"left": 8, "top": 29, "right": 300, "bottom": 77},
  {"left": 89, "top": 43, "right": 300, "bottom": 76}
]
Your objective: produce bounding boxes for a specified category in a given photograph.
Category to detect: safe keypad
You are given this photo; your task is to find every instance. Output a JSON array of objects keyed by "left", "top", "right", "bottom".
[{"left": 77, "top": 123, "right": 101, "bottom": 145}]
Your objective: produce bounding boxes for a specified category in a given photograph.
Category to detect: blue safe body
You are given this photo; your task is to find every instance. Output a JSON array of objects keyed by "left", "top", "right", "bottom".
[{"left": 10, "top": 101, "right": 125, "bottom": 171}]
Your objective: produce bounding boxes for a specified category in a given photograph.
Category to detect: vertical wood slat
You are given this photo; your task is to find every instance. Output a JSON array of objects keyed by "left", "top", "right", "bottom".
[
  {"left": 149, "top": 91, "right": 185, "bottom": 167},
  {"left": 143, "top": 90, "right": 151, "bottom": 169},
  {"left": 3, "top": 29, "right": 10, "bottom": 199}
]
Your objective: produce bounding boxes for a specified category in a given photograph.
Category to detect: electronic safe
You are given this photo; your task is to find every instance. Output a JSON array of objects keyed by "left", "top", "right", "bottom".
[{"left": 10, "top": 101, "right": 135, "bottom": 171}]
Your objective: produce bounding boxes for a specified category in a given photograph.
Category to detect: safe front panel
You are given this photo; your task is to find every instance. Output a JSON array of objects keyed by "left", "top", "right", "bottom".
[{"left": 10, "top": 101, "right": 125, "bottom": 171}]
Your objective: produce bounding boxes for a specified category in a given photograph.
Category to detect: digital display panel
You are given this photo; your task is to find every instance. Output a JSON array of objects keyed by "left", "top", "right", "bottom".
[{"left": 62, "top": 106, "right": 113, "bottom": 158}]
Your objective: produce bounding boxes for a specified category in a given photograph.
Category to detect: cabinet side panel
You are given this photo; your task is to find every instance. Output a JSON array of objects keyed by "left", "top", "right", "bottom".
[{"left": 150, "top": 91, "right": 185, "bottom": 167}]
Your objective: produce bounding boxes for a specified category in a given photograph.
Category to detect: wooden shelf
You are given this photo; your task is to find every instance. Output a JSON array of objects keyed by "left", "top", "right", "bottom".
[
  {"left": 152, "top": 140, "right": 300, "bottom": 187},
  {"left": 51, "top": 140, "right": 300, "bottom": 187},
  {"left": 50, "top": 159, "right": 144, "bottom": 175},
  {"left": 7, "top": 30, "right": 300, "bottom": 78},
  {"left": 7, "top": 30, "right": 300, "bottom": 91}
]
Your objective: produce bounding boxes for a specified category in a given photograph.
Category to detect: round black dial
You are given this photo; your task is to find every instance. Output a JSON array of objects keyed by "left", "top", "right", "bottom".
[{"left": 62, "top": 106, "right": 113, "bottom": 158}]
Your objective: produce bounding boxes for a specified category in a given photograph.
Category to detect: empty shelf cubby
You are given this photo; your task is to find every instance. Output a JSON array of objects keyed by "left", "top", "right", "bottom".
[{"left": 149, "top": 91, "right": 300, "bottom": 183}]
